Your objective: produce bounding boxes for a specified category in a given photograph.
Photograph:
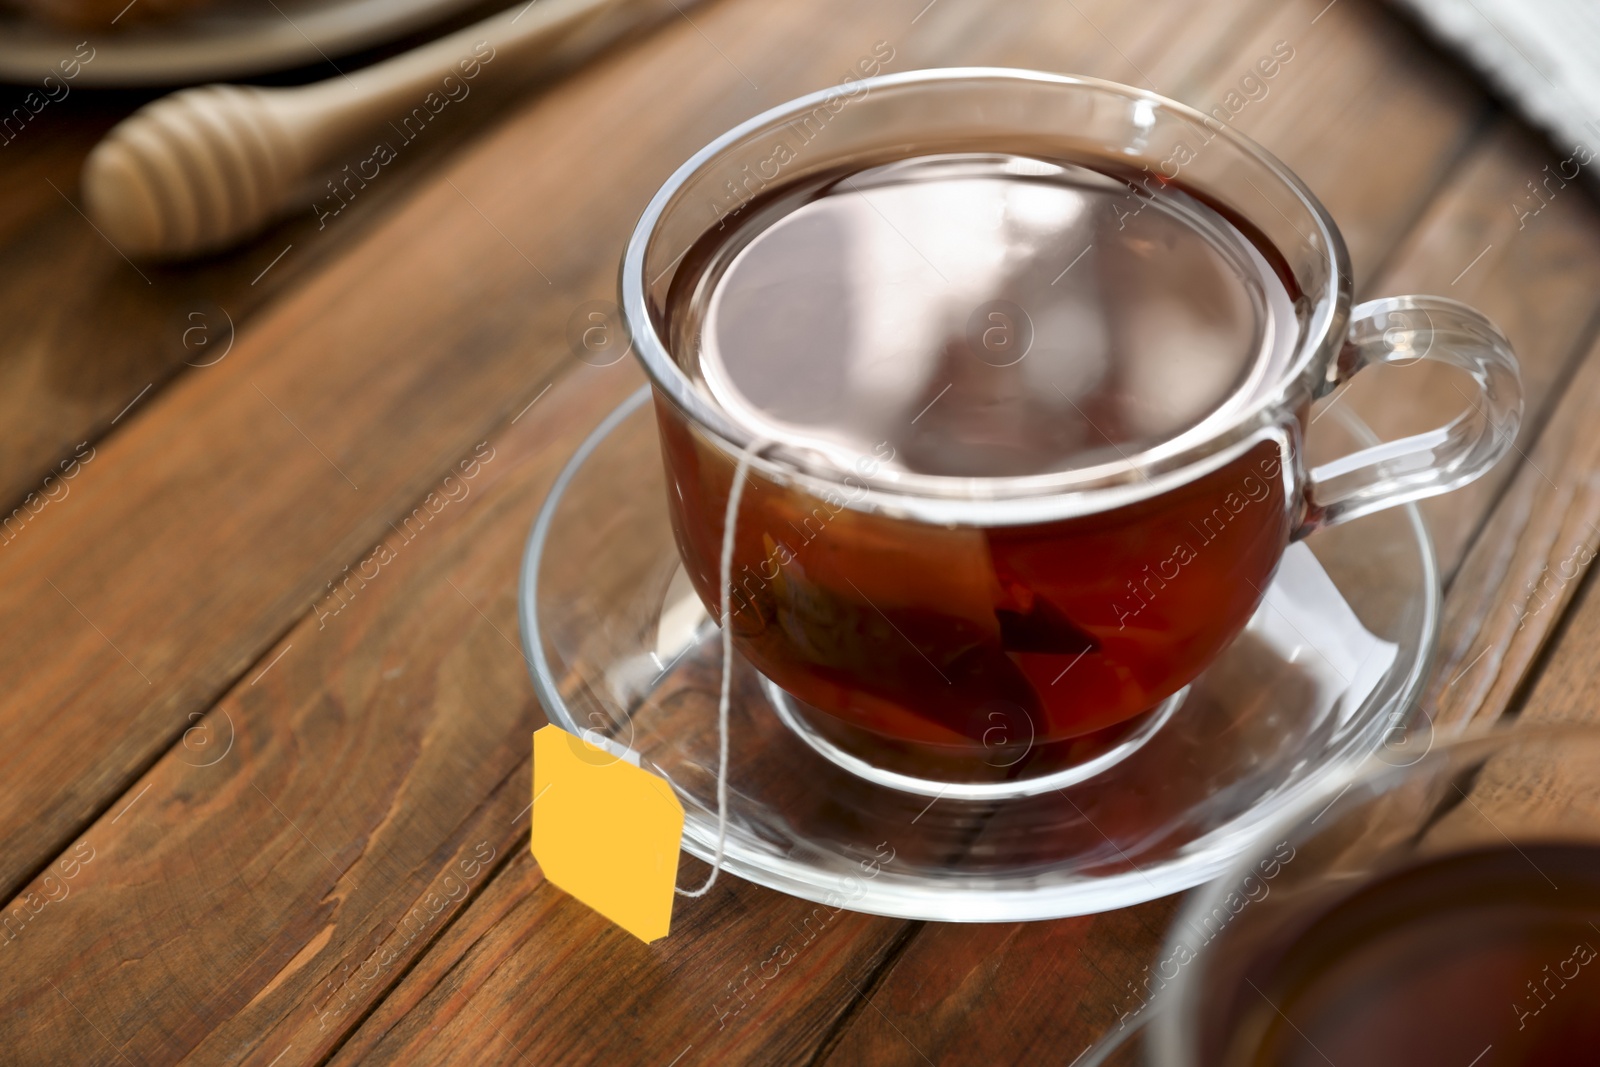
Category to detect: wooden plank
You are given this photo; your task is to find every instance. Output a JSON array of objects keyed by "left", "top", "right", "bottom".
[
  {"left": 1426, "top": 330, "right": 1600, "bottom": 736},
  {"left": 0, "top": 361, "right": 642, "bottom": 1064},
  {"left": 815, "top": 899, "right": 1180, "bottom": 1067},
  {"left": 1337, "top": 120, "right": 1600, "bottom": 580},
  {"left": 1189, "top": 5, "right": 1600, "bottom": 581},
  {"left": 321, "top": 2, "right": 1521, "bottom": 1066},
  {"left": 0, "top": 0, "right": 1264, "bottom": 932},
  {"left": 0, "top": 0, "right": 1478, "bottom": 909},
  {"left": 363, "top": 7, "right": 1600, "bottom": 1065},
  {"left": 811, "top": 4, "right": 1600, "bottom": 1065},
  {"left": 0, "top": 157, "right": 559, "bottom": 899},
  {"left": 328, "top": 850, "right": 909, "bottom": 1066},
  {"left": 1169, "top": 0, "right": 1484, "bottom": 282},
  {"left": 0, "top": 0, "right": 1271, "bottom": 1062},
  {"left": 2, "top": 2, "right": 1578, "bottom": 1065},
  {"left": 0, "top": 91, "right": 437, "bottom": 517},
  {"left": 820, "top": 140, "right": 1600, "bottom": 1067},
  {"left": 0, "top": 12, "right": 652, "bottom": 521},
  {"left": 1465, "top": 330, "right": 1600, "bottom": 732},
  {"left": 0, "top": 0, "right": 793, "bottom": 904}
]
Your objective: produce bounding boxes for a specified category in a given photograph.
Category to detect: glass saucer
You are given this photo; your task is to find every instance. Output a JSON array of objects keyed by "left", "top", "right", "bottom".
[{"left": 517, "top": 388, "right": 1438, "bottom": 921}]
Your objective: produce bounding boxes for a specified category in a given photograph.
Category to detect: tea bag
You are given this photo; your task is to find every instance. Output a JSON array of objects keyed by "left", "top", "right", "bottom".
[
  {"left": 533, "top": 439, "right": 765, "bottom": 941},
  {"left": 531, "top": 724, "right": 684, "bottom": 943}
]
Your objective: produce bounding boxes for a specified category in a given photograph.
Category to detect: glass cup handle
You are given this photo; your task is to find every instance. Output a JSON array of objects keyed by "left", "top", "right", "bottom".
[{"left": 1301, "top": 295, "right": 1523, "bottom": 535}]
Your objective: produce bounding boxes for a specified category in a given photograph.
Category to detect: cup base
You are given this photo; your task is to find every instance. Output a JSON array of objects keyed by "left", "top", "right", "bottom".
[{"left": 761, "top": 676, "right": 1187, "bottom": 800}]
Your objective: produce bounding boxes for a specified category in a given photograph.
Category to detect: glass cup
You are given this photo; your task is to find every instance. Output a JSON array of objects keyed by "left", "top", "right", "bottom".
[
  {"left": 1149, "top": 727, "right": 1600, "bottom": 1066},
  {"left": 620, "top": 69, "right": 1521, "bottom": 791}
]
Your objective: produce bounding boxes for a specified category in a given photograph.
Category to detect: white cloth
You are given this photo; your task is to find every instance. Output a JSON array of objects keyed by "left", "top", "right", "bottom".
[{"left": 1391, "top": 0, "right": 1600, "bottom": 163}]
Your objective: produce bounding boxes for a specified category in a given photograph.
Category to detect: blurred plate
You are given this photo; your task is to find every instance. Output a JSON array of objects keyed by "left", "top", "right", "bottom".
[{"left": 0, "top": 0, "right": 492, "bottom": 86}]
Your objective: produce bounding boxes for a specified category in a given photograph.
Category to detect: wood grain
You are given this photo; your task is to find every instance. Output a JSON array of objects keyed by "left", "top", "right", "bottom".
[
  {"left": 807, "top": 5, "right": 1600, "bottom": 1065},
  {"left": 0, "top": 0, "right": 1274, "bottom": 935},
  {"left": 0, "top": 20, "right": 626, "bottom": 522},
  {"left": 815, "top": 898, "right": 1181, "bottom": 1067},
  {"left": 319, "top": 2, "right": 1559, "bottom": 1066},
  {"left": 0, "top": 0, "right": 1299, "bottom": 1062},
  {"left": 0, "top": 0, "right": 1270, "bottom": 1061},
  {"left": 0, "top": 0, "right": 785, "bottom": 906},
  {"left": 1340, "top": 120, "right": 1600, "bottom": 580},
  {"left": 0, "top": 359, "right": 640, "bottom": 1064},
  {"left": 329, "top": 848, "right": 910, "bottom": 1066},
  {"left": 1472, "top": 343, "right": 1600, "bottom": 735},
  {"left": 7, "top": 0, "right": 1600, "bottom": 1062},
  {"left": 1179, "top": 0, "right": 1483, "bottom": 282},
  {"left": 1426, "top": 330, "right": 1600, "bottom": 736}
]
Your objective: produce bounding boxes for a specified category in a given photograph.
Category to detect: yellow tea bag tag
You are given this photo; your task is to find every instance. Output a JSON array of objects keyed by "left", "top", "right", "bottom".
[{"left": 531, "top": 724, "right": 684, "bottom": 943}]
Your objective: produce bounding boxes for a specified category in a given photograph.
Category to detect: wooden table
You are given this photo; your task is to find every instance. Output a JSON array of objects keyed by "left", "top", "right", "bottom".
[{"left": 3, "top": 0, "right": 1598, "bottom": 1062}]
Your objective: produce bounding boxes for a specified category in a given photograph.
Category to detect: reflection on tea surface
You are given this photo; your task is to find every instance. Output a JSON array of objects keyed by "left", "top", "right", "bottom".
[{"left": 680, "top": 153, "right": 1303, "bottom": 479}]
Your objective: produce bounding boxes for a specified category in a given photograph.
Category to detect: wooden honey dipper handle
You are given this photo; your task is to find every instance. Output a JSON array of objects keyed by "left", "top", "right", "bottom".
[{"left": 83, "top": 0, "right": 650, "bottom": 259}]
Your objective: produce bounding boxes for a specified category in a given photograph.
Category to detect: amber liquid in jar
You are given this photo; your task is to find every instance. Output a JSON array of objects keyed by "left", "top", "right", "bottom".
[{"left": 1219, "top": 844, "right": 1600, "bottom": 1067}]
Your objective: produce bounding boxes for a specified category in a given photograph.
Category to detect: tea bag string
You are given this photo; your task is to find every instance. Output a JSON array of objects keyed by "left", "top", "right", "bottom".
[{"left": 676, "top": 436, "right": 767, "bottom": 898}]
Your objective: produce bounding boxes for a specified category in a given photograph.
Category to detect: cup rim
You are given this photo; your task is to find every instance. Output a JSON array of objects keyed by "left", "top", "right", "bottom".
[
  {"left": 1147, "top": 723, "right": 1600, "bottom": 1066},
  {"left": 619, "top": 67, "right": 1352, "bottom": 519}
]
